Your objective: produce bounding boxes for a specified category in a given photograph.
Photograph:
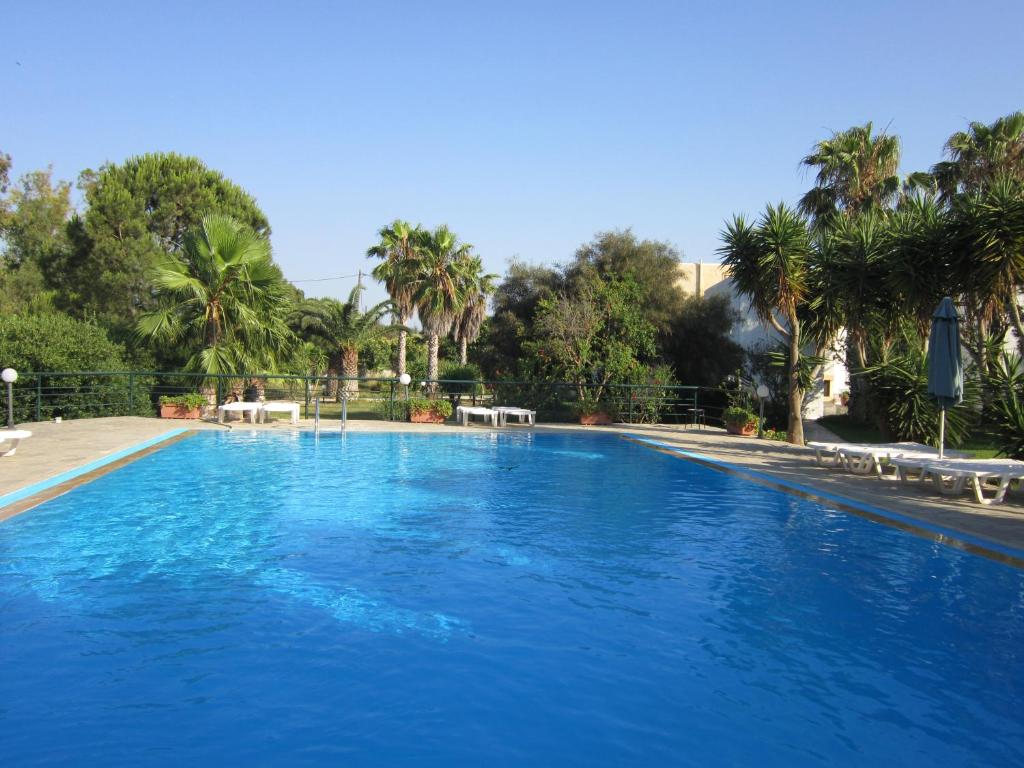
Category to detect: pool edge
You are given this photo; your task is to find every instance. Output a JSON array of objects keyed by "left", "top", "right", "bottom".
[
  {"left": 0, "top": 429, "right": 194, "bottom": 521},
  {"left": 624, "top": 434, "right": 1024, "bottom": 569}
]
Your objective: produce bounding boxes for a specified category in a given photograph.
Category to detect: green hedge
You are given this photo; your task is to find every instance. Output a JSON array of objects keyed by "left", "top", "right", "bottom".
[{"left": 0, "top": 313, "right": 153, "bottom": 422}]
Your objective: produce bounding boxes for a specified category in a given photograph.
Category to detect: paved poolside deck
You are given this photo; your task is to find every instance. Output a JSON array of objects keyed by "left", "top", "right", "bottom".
[{"left": 2, "top": 416, "right": 1023, "bottom": 558}]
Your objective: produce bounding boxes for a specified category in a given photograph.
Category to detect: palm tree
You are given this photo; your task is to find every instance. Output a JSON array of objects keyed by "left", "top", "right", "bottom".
[
  {"left": 453, "top": 256, "right": 497, "bottom": 365},
  {"left": 719, "top": 203, "right": 813, "bottom": 445},
  {"left": 289, "top": 284, "right": 399, "bottom": 396},
  {"left": 799, "top": 122, "right": 902, "bottom": 228},
  {"left": 135, "top": 215, "right": 292, "bottom": 392},
  {"left": 367, "top": 220, "right": 422, "bottom": 376},
  {"left": 410, "top": 225, "right": 473, "bottom": 388},
  {"left": 930, "top": 111, "right": 1024, "bottom": 202}
]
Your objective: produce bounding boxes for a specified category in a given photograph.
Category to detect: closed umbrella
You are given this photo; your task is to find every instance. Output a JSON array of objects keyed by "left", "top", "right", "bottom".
[{"left": 927, "top": 297, "right": 963, "bottom": 458}]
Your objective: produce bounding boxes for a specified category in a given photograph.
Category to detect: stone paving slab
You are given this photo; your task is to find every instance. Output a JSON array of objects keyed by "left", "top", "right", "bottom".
[{"left": 2, "top": 416, "right": 1022, "bottom": 557}]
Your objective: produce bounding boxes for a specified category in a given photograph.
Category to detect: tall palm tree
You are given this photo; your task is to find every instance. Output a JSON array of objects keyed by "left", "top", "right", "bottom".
[
  {"left": 410, "top": 225, "right": 473, "bottom": 387},
  {"left": 367, "top": 220, "right": 422, "bottom": 376},
  {"left": 719, "top": 203, "right": 813, "bottom": 445},
  {"left": 135, "top": 215, "right": 292, "bottom": 388},
  {"left": 453, "top": 256, "right": 497, "bottom": 365},
  {"left": 930, "top": 111, "right": 1024, "bottom": 202},
  {"left": 799, "top": 122, "right": 902, "bottom": 228},
  {"left": 289, "top": 284, "right": 399, "bottom": 396}
]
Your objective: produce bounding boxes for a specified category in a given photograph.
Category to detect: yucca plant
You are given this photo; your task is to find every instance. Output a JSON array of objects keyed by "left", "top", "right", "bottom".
[
  {"left": 862, "top": 332, "right": 978, "bottom": 446},
  {"left": 986, "top": 353, "right": 1024, "bottom": 458}
]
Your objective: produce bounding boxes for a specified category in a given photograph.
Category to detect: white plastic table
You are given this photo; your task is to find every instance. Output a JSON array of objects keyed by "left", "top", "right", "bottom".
[
  {"left": 456, "top": 406, "right": 499, "bottom": 427},
  {"left": 0, "top": 429, "right": 32, "bottom": 456},
  {"left": 494, "top": 406, "right": 536, "bottom": 426},
  {"left": 217, "top": 402, "right": 261, "bottom": 424},
  {"left": 260, "top": 401, "right": 300, "bottom": 424}
]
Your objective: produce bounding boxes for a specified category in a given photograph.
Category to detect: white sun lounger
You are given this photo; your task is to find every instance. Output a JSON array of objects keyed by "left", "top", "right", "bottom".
[
  {"left": 456, "top": 405, "right": 499, "bottom": 427},
  {"left": 807, "top": 441, "right": 963, "bottom": 478},
  {"left": 0, "top": 429, "right": 32, "bottom": 456},
  {"left": 493, "top": 406, "right": 536, "bottom": 426},
  {"left": 259, "top": 401, "right": 300, "bottom": 425},
  {"left": 217, "top": 401, "right": 261, "bottom": 424},
  {"left": 889, "top": 456, "right": 1024, "bottom": 505}
]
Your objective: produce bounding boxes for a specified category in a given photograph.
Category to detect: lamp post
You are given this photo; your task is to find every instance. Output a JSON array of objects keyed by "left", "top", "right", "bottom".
[
  {"left": 756, "top": 384, "right": 769, "bottom": 439},
  {"left": 399, "top": 372, "right": 411, "bottom": 400},
  {"left": 2, "top": 368, "right": 17, "bottom": 428}
]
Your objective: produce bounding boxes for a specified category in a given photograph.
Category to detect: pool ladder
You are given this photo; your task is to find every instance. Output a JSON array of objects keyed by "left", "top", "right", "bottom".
[{"left": 312, "top": 393, "right": 348, "bottom": 436}]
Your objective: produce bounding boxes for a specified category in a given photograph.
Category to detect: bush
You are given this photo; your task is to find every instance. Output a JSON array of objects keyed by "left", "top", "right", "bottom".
[
  {"left": 723, "top": 406, "right": 757, "bottom": 427},
  {"left": 407, "top": 397, "right": 453, "bottom": 419},
  {"left": 862, "top": 337, "right": 978, "bottom": 445},
  {"left": 440, "top": 362, "right": 484, "bottom": 396},
  {"left": 0, "top": 312, "right": 152, "bottom": 421},
  {"left": 986, "top": 353, "right": 1024, "bottom": 458},
  {"left": 158, "top": 393, "right": 207, "bottom": 409}
]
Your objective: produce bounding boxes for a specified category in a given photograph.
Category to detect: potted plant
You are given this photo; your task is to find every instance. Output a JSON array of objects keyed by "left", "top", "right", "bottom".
[
  {"left": 159, "top": 393, "right": 207, "bottom": 419},
  {"left": 723, "top": 406, "right": 758, "bottom": 436},
  {"left": 407, "top": 397, "right": 452, "bottom": 424},
  {"left": 575, "top": 393, "right": 614, "bottom": 426}
]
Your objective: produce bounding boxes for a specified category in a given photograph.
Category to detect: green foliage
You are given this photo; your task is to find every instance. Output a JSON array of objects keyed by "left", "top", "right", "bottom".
[
  {"left": 985, "top": 353, "right": 1024, "bottom": 458},
  {"left": 798, "top": 122, "right": 901, "bottom": 226},
  {"left": 135, "top": 215, "right": 292, "bottom": 378},
  {"left": 528, "top": 275, "right": 655, "bottom": 403},
  {"left": 440, "top": 362, "right": 484, "bottom": 395},
  {"left": 566, "top": 230, "right": 683, "bottom": 337},
  {"left": 618, "top": 363, "right": 679, "bottom": 424},
  {"left": 0, "top": 312, "right": 150, "bottom": 421},
  {"left": 862, "top": 334, "right": 978, "bottom": 446},
  {"left": 665, "top": 294, "right": 744, "bottom": 386},
  {"left": 158, "top": 393, "right": 207, "bottom": 409},
  {"left": 48, "top": 153, "right": 270, "bottom": 329},
  {"left": 407, "top": 397, "right": 452, "bottom": 419},
  {"left": 723, "top": 406, "right": 757, "bottom": 427}
]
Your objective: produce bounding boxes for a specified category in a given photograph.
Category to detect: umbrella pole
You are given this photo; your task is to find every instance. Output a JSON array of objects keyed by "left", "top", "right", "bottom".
[{"left": 938, "top": 408, "right": 946, "bottom": 459}]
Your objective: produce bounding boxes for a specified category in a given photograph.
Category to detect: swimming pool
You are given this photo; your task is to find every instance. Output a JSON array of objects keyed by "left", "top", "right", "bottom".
[{"left": 1, "top": 430, "right": 1022, "bottom": 766}]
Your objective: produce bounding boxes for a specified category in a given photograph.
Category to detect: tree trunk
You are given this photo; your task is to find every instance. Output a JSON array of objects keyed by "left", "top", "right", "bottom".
[
  {"left": 459, "top": 336, "right": 468, "bottom": 365},
  {"left": 427, "top": 333, "right": 440, "bottom": 394},
  {"left": 787, "top": 313, "right": 805, "bottom": 446},
  {"left": 325, "top": 352, "right": 343, "bottom": 399},
  {"left": 397, "top": 328, "right": 408, "bottom": 377},
  {"left": 342, "top": 346, "right": 359, "bottom": 396},
  {"left": 847, "top": 334, "right": 871, "bottom": 423}
]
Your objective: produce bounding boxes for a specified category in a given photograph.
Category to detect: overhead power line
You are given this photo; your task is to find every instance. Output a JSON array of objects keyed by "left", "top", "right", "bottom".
[{"left": 289, "top": 272, "right": 362, "bottom": 283}]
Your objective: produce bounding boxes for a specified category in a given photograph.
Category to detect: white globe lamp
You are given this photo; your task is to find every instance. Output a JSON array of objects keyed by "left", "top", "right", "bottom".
[{"left": 398, "top": 373, "right": 412, "bottom": 386}]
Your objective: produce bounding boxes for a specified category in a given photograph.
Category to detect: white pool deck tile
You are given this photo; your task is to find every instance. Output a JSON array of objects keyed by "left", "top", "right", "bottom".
[{"left": 1, "top": 416, "right": 1022, "bottom": 556}]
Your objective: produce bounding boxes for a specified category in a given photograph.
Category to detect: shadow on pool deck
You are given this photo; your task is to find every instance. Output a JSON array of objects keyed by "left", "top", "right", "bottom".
[{"left": 2, "top": 416, "right": 1023, "bottom": 557}]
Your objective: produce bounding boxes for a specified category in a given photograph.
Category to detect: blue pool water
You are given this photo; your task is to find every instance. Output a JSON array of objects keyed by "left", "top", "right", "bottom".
[{"left": 1, "top": 431, "right": 1023, "bottom": 766}]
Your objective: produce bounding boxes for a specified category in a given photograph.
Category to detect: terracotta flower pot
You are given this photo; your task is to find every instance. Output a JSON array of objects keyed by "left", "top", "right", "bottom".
[
  {"left": 726, "top": 422, "right": 757, "bottom": 436},
  {"left": 409, "top": 410, "right": 446, "bottom": 424},
  {"left": 579, "top": 411, "right": 612, "bottom": 426},
  {"left": 160, "top": 404, "right": 201, "bottom": 419}
]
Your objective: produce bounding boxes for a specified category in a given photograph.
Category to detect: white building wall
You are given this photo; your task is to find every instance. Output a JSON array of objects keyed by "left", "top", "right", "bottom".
[{"left": 678, "top": 262, "right": 848, "bottom": 420}]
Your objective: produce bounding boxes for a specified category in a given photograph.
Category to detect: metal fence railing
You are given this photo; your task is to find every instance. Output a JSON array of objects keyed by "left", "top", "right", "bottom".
[{"left": 6, "top": 371, "right": 736, "bottom": 427}]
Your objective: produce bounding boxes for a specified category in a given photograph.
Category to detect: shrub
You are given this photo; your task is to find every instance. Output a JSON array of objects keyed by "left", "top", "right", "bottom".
[
  {"left": 158, "top": 393, "right": 207, "bottom": 410},
  {"left": 407, "top": 397, "right": 452, "bottom": 419},
  {"left": 986, "top": 353, "right": 1024, "bottom": 458},
  {"left": 440, "top": 362, "right": 484, "bottom": 396},
  {"left": 723, "top": 406, "right": 757, "bottom": 427},
  {"left": 862, "top": 337, "right": 978, "bottom": 445},
  {"left": 0, "top": 312, "right": 152, "bottom": 421}
]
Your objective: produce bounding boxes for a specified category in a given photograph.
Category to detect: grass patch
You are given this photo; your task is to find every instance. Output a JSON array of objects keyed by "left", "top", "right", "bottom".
[{"left": 816, "top": 415, "right": 1003, "bottom": 459}]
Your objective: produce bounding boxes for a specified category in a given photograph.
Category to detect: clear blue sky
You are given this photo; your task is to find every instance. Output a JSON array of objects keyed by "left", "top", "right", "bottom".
[{"left": 4, "top": 0, "right": 1022, "bottom": 303}]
